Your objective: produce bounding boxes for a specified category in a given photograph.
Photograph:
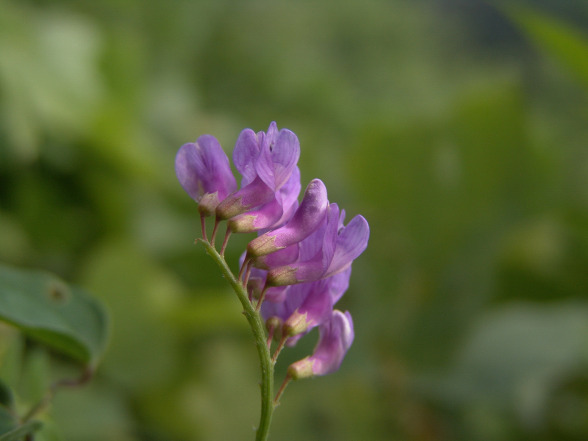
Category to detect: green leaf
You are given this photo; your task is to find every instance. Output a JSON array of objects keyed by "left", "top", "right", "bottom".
[
  {"left": 0, "top": 263, "right": 109, "bottom": 367},
  {"left": 504, "top": 5, "right": 588, "bottom": 88}
]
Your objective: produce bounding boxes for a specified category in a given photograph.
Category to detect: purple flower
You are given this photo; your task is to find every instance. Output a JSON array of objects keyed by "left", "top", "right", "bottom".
[
  {"left": 239, "top": 252, "right": 292, "bottom": 303},
  {"left": 246, "top": 179, "right": 329, "bottom": 257},
  {"left": 265, "top": 203, "right": 369, "bottom": 286},
  {"left": 261, "top": 267, "right": 351, "bottom": 342},
  {"left": 176, "top": 121, "right": 367, "bottom": 385},
  {"left": 287, "top": 310, "right": 354, "bottom": 379},
  {"left": 246, "top": 267, "right": 289, "bottom": 303},
  {"left": 216, "top": 122, "right": 300, "bottom": 221},
  {"left": 227, "top": 167, "right": 301, "bottom": 233},
  {"left": 175, "top": 135, "right": 237, "bottom": 216},
  {"left": 252, "top": 243, "right": 299, "bottom": 270}
]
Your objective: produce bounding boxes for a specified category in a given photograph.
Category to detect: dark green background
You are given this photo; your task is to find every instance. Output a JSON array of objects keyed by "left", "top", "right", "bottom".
[{"left": 1, "top": 0, "right": 588, "bottom": 439}]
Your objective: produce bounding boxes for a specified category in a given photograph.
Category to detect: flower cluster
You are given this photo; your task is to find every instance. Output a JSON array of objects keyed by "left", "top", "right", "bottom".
[{"left": 175, "top": 122, "right": 369, "bottom": 379}]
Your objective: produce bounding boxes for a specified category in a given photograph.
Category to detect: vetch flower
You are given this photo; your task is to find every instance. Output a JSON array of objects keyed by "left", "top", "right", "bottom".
[
  {"left": 260, "top": 267, "right": 351, "bottom": 345},
  {"left": 175, "top": 135, "right": 237, "bottom": 216},
  {"left": 282, "top": 267, "right": 351, "bottom": 338},
  {"left": 244, "top": 265, "right": 290, "bottom": 303},
  {"left": 246, "top": 179, "right": 329, "bottom": 257},
  {"left": 227, "top": 167, "right": 301, "bottom": 233},
  {"left": 265, "top": 203, "right": 369, "bottom": 286},
  {"left": 216, "top": 122, "right": 300, "bottom": 221},
  {"left": 176, "top": 121, "right": 369, "bottom": 424},
  {"left": 239, "top": 251, "right": 292, "bottom": 303},
  {"left": 252, "top": 243, "right": 300, "bottom": 270},
  {"left": 287, "top": 310, "right": 354, "bottom": 379}
]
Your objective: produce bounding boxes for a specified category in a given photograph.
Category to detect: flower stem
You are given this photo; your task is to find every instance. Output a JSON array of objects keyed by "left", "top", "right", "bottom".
[
  {"left": 274, "top": 374, "right": 291, "bottom": 406},
  {"left": 272, "top": 335, "right": 288, "bottom": 363},
  {"left": 201, "top": 240, "right": 275, "bottom": 441},
  {"left": 210, "top": 218, "right": 220, "bottom": 247},
  {"left": 200, "top": 214, "right": 208, "bottom": 242},
  {"left": 256, "top": 285, "right": 269, "bottom": 312},
  {"left": 220, "top": 227, "right": 232, "bottom": 256},
  {"left": 22, "top": 366, "right": 94, "bottom": 423}
]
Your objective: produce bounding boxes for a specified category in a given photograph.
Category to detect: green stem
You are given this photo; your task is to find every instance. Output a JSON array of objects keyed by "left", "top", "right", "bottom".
[{"left": 201, "top": 240, "right": 275, "bottom": 441}]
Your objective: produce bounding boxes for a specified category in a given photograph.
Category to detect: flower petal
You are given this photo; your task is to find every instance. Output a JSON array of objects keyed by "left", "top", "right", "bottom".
[
  {"left": 287, "top": 310, "right": 354, "bottom": 379},
  {"left": 324, "top": 215, "right": 370, "bottom": 278},
  {"left": 252, "top": 243, "right": 299, "bottom": 270},
  {"left": 272, "top": 166, "right": 301, "bottom": 228},
  {"left": 247, "top": 179, "right": 328, "bottom": 257},
  {"left": 265, "top": 121, "right": 279, "bottom": 141},
  {"left": 260, "top": 294, "right": 290, "bottom": 321},
  {"left": 175, "top": 135, "right": 236, "bottom": 213},
  {"left": 266, "top": 250, "right": 324, "bottom": 286},
  {"left": 233, "top": 128, "right": 260, "bottom": 186},
  {"left": 283, "top": 279, "right": 333, "bottom": 337},
  {"left": 319, "top": 204, "right": 340, "bottom": 269},
  {"left": 227, "top": 197, "right": 283, "bottom": 233},
  {"left": 215, "top": 176, "right": 275, "bottom": 220},
  {"left": 255, "top": 125, "right": 300, "bottom": 191}
]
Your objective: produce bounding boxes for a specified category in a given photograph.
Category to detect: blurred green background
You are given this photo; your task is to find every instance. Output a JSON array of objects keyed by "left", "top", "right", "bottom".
[{"left": 1, "top": 0, "right": 588, "bottom": 439}]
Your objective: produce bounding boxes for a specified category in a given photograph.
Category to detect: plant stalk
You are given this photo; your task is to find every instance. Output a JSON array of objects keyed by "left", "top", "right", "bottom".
[{"left": 201, "top": 240, "right": 275, "bottom": 441}]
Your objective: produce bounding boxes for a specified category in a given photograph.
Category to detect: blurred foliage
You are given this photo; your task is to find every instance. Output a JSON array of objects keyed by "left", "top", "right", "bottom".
[
  {"left": 0, "top": 263, "right": 108, "bottom": 366},
  {"left": 1, "top": 0, "right": 588, "bottom": 440}
]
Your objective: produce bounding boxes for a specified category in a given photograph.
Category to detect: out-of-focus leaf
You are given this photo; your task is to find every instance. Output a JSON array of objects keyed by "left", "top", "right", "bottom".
[
  {"left": 0, "top": 406, "right": 16, "bottom": 438},
  {"left": 136, "top": 339, "right": 259, "bottom": 441},
  {"left": 19, "top": 348, "right": 50, "bottom": 406},
  {"left": 51, "top": 380, "right": 136, "bottom": 441},
  {"left": 456, "top": 302, "right": 588, "bottom": 387},
  {"left": 33, "top": 420, "right": 66, "bottom": 441},
  {"left": 0, "top": 380, "right": 13, "bottom": 411},
  {"left": 79, "top": 241, "right": 182, "bottom": 391},
  {"left": 169, "top": 293, "right": 245, "bottom": 334},
  {"left": 0, "top": 4, "right": 103, "bottom": 159},
  {"left": 0, "top": 418, "right": 42, "bottom": 441},
  {"left": 0, "top": 263, "right": 109, "bottom": 367},
  {"left": 0, "top": 399, "right": 41, "bottom": 440},
  {"left": 0, "top": 328, "right": 23, "bottom": 391},
  {"left": 505, "top": 5, "right": 588, "bottom": 88},
  {"left": 424, "top": 302, "right": 588, "bottom": 427},
  {"left": 0, "top": 380, "right": 41, "bottom": 440}
]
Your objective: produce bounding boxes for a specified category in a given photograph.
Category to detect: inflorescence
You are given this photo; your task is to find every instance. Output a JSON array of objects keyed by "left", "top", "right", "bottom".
[{"left": 175, "top": 122, "right": 369, "bottom": 400}]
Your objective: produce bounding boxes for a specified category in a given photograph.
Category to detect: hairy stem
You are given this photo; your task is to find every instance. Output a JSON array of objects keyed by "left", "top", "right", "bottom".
[{"left": 201, "top": 240, "right": 275, "bottom": 441}]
